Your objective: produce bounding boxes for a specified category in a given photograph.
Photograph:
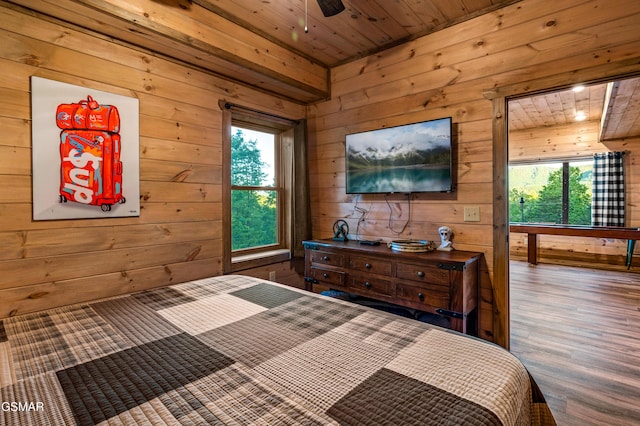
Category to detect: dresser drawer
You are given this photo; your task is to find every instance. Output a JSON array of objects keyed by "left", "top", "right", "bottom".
[
  {"left": 303, "top": 239, "right": 480, "bottom": 335},
  {"left": 395, "top": 283, "right": 449, "bottom": 308},
  {"left": 310, "top": 250, "right": 345, "bottom": 268},
  {"left": 310, "top": 267, "right": 345, "bottom": 286},
  {"left": 349, "top": 276, "right": 393, "bottom": 297},
  {"left": 396, "top": 262, "right": 449, "bottom": 285},
  {"left": 349, "top": 256, "right": 392, "bottom": 275}
]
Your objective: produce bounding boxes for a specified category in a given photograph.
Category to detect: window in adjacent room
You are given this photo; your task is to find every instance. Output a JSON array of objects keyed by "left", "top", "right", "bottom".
[{"left": 509, "top": 159, "right": 593, "bottom": 225}]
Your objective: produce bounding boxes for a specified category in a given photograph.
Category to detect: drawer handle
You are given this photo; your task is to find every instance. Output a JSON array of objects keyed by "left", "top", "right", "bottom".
[
  {"left": 323, "top": 256, "right": 329, "bottom": 261},
  {"left": 417, "top": 271, "right": 425, "bottom": 278},
  {"left": 365, "top": 263, "right": 372, "bottom": 269},
  {"left": 323, "top": 273, "right": 329, "bottom": 278},
  {"left": 364, "top": 281, "right": 372, "bottom": 288},
  {"left": 417, "top": 292, "right": 424, "bottom": 300}
]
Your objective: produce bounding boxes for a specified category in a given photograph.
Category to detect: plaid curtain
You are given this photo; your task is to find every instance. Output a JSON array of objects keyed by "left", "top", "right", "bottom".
[{"left": 592, "top": 151, "right": 625, "bottom": 226}]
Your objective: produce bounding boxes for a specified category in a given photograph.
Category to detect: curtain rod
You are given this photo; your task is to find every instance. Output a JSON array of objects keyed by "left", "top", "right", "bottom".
[{"left": 220, "top": 101, "right": 300, "bottom": 125}]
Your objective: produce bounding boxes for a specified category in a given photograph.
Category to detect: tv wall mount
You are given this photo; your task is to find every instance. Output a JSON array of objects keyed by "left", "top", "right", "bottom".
[{"left": 332, "top": 219, "right": 349, "bottom": 241}]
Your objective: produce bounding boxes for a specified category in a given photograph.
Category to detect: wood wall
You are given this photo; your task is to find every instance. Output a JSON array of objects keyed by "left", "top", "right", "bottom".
[
  {"left": 509, "top": 119, "right": 640, "bottom": 270},
  {"left": 2, "top": 0, "right": 640, "bottom": 347},
  {"left": 307, "top": 0, "right": 640, "bottom": 342},
  {"left": 0, "top": 3, "right": 304, "bottom": 318}
]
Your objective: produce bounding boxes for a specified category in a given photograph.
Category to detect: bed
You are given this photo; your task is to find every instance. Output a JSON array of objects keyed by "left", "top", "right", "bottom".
[{"left": 1, "top": 275, "right": 555, "bottom": 425}]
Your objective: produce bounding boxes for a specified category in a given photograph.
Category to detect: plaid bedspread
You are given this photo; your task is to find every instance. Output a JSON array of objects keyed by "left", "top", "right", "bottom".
[{"left": 0, "top": 275, "right": 555, "bottom": 425}]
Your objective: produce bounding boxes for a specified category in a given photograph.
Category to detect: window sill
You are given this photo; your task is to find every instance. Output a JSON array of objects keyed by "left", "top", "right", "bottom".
[{"left": 231, "top": 249, "right": 291, "bottom": 272}]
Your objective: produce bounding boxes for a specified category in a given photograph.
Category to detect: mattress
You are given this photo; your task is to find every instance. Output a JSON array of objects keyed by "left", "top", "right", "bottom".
[{"left": 0, "top": 275, "right": 556, "bottom": 425}]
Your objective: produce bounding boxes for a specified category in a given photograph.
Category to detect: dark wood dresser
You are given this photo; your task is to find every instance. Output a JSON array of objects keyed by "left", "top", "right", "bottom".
[{"left": 303, "top": 239, "right": 482, "bottom": 335}]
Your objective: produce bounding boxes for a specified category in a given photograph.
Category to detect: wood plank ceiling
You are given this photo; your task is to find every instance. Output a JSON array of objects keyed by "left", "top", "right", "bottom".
[
  {"left": 509, "top": 77, "right": 640, "bottom": 141},
  {"left": 194, "top": 0, "right": 521, "bottom": 67}
]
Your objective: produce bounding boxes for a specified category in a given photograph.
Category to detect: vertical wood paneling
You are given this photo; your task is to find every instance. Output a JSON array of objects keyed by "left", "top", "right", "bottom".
[{"left": 0, "top": 4, "right": 304, "bottom": 318}]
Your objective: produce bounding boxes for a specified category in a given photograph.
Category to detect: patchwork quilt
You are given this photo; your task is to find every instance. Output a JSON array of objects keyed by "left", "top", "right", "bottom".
[{"left": 0, "top": 275, "right": 556, "bottom": 425}]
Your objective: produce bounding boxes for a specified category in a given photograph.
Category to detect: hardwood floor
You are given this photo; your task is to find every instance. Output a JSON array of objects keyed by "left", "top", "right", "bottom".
[{"left": 509, "top": 261, "right": 640, "bottom": 426}]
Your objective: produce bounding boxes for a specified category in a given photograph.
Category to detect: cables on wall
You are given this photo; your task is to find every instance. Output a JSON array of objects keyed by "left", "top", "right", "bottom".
[
  {"left": 353, "top": 194, "right": 372, "bottom": 240},
  {"left": 385, "top": 193, "right": 411, "bottom": 235}
]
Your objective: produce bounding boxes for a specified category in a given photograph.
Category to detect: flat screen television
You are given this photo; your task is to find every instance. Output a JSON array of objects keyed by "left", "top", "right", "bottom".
[{"left": 345, "top": 117, "right": 453, "bottom": 194}]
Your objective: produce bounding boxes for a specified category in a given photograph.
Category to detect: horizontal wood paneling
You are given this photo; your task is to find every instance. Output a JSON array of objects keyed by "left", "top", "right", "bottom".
[
  {"left": 509, "top": 120, "right": 602, "bottom": 161},
  {"left": 0, "top": 3, "right": 304, "bottom": 317},
  {"left": 0, "top": 4, "right": 305, "bottom": 111},
  {"left": 331, "top": 1, "right": 639, "bottom": 88},
  {"left": 0, "top": 240, "right": 220, "bottom": 289},
  {"left": 308, "top": 0, "right": 640, "bottom": 343},
  {"left": 1, "top": 221, "right": 222, "bottom": 261},
  {"left": 0, "top": 258, "right": 221, "bottom": 318},
  {"left": 139, "top": 138, "right": 220, "bottom": 164},
  {"left": 5, "top": 0, "right": 328, "bottom": 102},
  {"left": 140, "top": 159, "right": 220, "bottom": 184},
  {"left": 0, "top": 203, "right": 221, "bottom": 231}
]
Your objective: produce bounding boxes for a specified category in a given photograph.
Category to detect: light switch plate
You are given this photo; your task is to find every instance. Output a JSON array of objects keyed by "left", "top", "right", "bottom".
[{"left": 464, "top": 206, "right": 480, "bottom": 222}]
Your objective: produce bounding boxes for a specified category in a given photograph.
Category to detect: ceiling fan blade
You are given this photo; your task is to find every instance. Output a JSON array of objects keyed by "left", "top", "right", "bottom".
[{"left": 317, "top": 0, "right": 345, "bottom": 17}]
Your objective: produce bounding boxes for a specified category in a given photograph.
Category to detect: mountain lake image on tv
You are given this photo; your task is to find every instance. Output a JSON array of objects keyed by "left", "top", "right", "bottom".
[{"left": 345, "top": 117, "right": 453, "bottom": 194}]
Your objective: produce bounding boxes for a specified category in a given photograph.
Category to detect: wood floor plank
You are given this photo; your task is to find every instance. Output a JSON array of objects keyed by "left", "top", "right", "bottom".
[{"left": 509, "top": 261, "right": 640, "bottom": 426}]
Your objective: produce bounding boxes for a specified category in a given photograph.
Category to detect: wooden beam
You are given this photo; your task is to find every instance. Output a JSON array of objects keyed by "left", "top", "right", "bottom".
[
  {"left": 8, "top": 0, "right": 329, "bottom": 102},
  {"left": 491, "top": 95, "right": 509, "bottom": 349}
]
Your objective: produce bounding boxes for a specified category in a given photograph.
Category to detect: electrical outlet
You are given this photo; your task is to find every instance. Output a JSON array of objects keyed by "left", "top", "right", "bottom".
[
  {"left": 268, "top": 271, "right": 276, "bottom": 281},
  {"left": 463, "top": 206, "right": 480, "bottom": 222}
]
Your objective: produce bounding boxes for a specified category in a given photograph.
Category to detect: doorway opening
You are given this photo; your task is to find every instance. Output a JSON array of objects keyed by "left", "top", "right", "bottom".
[
  {"left": 507, "top": 77, "right": 640, "bottom": 269},
  {"left": 505, "top": 76, "right": 640, "bottom": 425}
]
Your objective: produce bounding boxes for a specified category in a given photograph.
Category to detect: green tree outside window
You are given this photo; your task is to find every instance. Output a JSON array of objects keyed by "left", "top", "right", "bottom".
[
  {"left": 509, "top": 161, "right": 592, "bottom": 225},
  {"left": 231, "top": 128, "right": 278, "bottom": 251}
]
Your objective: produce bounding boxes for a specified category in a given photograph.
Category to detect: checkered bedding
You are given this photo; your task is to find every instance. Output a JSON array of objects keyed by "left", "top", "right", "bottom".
[{"left": 0, "top": 275, "right": 555, "bottom": 425}]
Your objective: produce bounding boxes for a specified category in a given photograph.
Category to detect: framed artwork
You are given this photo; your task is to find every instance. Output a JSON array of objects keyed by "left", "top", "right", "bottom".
[{"left": 31, "top": 76, "right": 140, "bottom": 220}]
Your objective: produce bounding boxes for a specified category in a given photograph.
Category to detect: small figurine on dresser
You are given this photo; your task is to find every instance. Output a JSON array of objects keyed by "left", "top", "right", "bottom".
[{"left": 437, "top": 225, "right": 454, "bottom": 251}]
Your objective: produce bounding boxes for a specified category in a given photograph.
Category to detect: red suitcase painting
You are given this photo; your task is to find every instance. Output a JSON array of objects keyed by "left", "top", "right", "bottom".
[
  {"left": 56, "top": 95, "right": 120, "bottom": 133},
  {"left": 56, "top": 96, "right": 125, "bottom": 212}
]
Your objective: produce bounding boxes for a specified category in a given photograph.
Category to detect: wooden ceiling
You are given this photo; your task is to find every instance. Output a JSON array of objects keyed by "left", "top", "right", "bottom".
[
  {"left": 8, "top": 0, "right": 521, "bottom": 103},
  {"left": 194, "top": 0, "right": 521, "bottom": 67},
  {"left": 508, "top": 77, "right": 640, "bottom": 141}
]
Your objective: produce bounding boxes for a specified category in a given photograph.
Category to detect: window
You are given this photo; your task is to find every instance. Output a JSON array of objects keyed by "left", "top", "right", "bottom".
[
  {"left": 221, "top": 101, "right": 310, "bottom": 273},
  {"left": 509, "top": 159, "right": 592, "bottom": 225},
  {"left": 231, "top": 126, "right": 281, "bottom": 252}
]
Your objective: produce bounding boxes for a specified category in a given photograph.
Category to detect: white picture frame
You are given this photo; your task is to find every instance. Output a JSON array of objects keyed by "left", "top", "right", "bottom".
[{"left": 31, "top": 76, "right": 140, "bottom": 220}]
